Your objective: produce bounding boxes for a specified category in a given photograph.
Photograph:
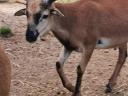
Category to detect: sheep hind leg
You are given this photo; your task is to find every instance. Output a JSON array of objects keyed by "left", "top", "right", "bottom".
[{"left": 106, "top": 44, "right": 127, "bottom": 93}]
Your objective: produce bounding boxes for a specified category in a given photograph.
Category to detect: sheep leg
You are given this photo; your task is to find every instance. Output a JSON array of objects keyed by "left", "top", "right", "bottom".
[
  {"left": 72, "top": 45, "right": 95, "bottom": 96},
  {"left": 56, "top": 46, "right": 75, "bottom": 92},
  {"left": 106, "top": 44, "right": 127, "bottom": 93}
]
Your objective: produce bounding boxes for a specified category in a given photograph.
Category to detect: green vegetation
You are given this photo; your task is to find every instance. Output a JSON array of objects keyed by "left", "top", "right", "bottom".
[{"left": 0, "top": 26, "right": 13, "bottom": 38}]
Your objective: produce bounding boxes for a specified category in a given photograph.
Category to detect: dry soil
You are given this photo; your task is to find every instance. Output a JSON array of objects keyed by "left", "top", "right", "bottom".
[{"left": 0, "top": 2, "right": 128, "bottom": 96}]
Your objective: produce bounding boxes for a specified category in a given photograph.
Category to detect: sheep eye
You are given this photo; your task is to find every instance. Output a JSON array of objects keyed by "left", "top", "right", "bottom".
[{"left": 34, "top": 12, "right": 42, "bottom": 25}]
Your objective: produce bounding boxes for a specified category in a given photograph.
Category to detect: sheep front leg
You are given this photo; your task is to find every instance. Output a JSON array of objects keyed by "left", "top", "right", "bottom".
[
  {"left": 72, "top": 45, "right": 94, "bottom": 96},
  {"left": 56, "top": 46, "right": 75, "bottom": 92}
]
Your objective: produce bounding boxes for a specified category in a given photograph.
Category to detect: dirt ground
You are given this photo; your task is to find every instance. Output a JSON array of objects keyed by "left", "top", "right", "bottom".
[{"left": 1, "top": 2, "right": 128, "bottom": 96}]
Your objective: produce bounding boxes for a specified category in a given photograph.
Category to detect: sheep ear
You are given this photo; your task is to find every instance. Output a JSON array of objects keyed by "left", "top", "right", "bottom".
[
  {"left": 50, "top": 8, "right": 64, "bottom": 17},
  {"left": 14, "top": 8, "right": 26, "bottom": 16}
]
